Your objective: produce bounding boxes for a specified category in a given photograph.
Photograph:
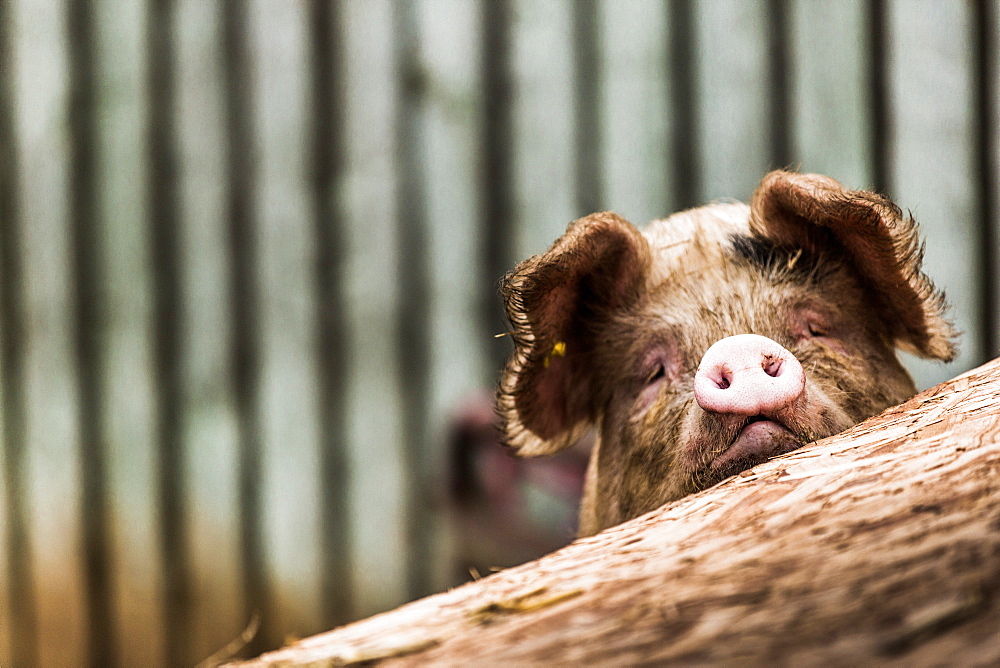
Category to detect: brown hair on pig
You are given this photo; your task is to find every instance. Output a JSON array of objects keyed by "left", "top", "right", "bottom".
[{"left": 497, "top": 171, "right": 957, "bottom": 536}]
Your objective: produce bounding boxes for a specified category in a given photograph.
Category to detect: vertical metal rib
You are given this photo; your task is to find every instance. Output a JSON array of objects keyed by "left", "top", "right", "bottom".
[
  {"left": 146, "top": 0, "right": 188, "bottom": 664},
  {"left": 392, "top": 0, "right": 434, "bottom": 602},
  {"left": 67, "top": 0, "right": 114, "bottom": 664},
  {"left": 669, "top": 0, "right": 700, "bottom": 208},
  {"left": 221, "top": 0, "right": 270, "bottom": 655},
  {"left": 308, "top": 0, "right": 353, "bottom": 627},
  {"left": 869, "top": 0, "right": 891, "bottom": 194},
  {"left": 974, "top": 0, "right": 997, "bottom": 358},
  {"left": 480, "top": 0, "right": 515, "bottom": 368},
  {"left": 573, "top": 0, "right": 603, "bottom": 215},
  {"left": 0, "top": 0, "right": 37, "bottom": 663},
  {"left": 767, "top": 0, "right": 792, "bottom": 169}
]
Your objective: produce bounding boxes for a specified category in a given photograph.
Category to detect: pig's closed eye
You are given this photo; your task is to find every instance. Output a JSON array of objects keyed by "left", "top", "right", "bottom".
[
  {"left": 637, "top": 358, "right": 669, "bottom": 409},
  {"left": 807, "top": 322, "right": 828, "bottom": 337},
  {"left": 637, "top": 347, "right": 676, "bottom": 408},
  {"left": 645, "top": 364, "right": 666, "bottom": 386},
  {"left": 791, "top": 307, "right": 834, "bottom": 343},
  {"left": 793, "top": 312, "right": 850, "bottom": 354}
]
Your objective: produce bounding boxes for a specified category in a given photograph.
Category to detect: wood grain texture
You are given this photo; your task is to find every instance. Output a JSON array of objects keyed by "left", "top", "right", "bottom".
[{"left": 236, "top": 357, "right": 1000, "bottom": 666}]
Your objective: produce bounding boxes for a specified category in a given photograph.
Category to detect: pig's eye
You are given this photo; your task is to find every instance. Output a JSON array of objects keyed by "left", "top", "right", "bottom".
[
  {"left": 791, "top": 306, "right": 834, "bottom": 343},
  {"left": 645, "top": 363, "right": 666, "bottom": 386},
  {"left": 807, "top": 322, "right": 828, "bottom": 337},
  {"left": 637, "top": 357, "right": 670, "bottom": 409},
  {"left": 637, "top": 346, "right": 676, "bottom": 407}
]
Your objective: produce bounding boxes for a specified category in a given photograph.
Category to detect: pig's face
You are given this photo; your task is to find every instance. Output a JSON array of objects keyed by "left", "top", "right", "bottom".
[{"left": 497, "top": 172, "right": 956, "bottom": 536}]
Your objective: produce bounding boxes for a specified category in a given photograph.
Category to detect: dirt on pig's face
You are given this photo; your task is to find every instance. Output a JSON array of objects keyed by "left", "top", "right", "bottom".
[{"left": 497, "top": 171, "right": 957, "bottom": 536}]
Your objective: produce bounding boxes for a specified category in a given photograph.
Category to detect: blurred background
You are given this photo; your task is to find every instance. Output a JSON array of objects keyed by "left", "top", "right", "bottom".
[{"left": 0, "top": 0, "right": 997, "bottom": 665}]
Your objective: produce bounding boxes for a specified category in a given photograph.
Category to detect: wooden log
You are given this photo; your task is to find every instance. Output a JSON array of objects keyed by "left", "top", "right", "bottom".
[{"left": 232, "top": 358, "right": 1000, "bottom": 666}]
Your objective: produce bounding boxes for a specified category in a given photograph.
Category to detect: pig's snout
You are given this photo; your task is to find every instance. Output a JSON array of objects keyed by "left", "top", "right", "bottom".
[{"left": 694, "top": 334, "right": 805, "bottom": 417}]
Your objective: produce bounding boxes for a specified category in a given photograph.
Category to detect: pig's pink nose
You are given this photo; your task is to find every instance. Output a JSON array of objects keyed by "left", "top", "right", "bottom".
[{"left": 694, "top": 334, "right": 805, "bottom": 416}]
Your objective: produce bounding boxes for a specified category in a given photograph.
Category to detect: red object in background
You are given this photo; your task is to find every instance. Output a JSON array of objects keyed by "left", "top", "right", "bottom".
[{"left": 447, "top": 392, "right": 592, "bottom": 582}]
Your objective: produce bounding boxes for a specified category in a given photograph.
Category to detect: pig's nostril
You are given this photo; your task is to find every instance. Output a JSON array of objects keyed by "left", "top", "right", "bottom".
[
  {"left": 716, "top": 373, "right": 731, "bottom": 390},
  {"left": 762, "top": 356, "right": 782, "bottom": 378}
]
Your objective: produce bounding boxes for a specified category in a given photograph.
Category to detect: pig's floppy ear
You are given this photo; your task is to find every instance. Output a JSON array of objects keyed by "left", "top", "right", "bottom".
[
  {"left": 497, "top": 212, "right": 651, "bottom": 457},
  {"left": 749, "top": 170, "right": 957, "bottom": 361}
]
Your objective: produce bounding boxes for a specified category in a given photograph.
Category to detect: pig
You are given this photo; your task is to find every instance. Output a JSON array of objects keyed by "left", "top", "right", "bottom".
[
  {"left": 446, "top": 392, "right": 591, "bottom": 579},
  {"left": 496, "top": 170, "right": 957, "bottom": 537}
]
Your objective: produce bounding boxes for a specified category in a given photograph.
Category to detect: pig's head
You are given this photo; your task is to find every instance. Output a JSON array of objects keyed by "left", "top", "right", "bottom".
[{"left": 497, "top": 171, "right": 957, "bottom": 536}]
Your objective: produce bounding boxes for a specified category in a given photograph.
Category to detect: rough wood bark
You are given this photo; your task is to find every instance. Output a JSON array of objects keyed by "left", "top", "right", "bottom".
[{"left": 233, "top": 358, "right": 1000, "bottom": 666}]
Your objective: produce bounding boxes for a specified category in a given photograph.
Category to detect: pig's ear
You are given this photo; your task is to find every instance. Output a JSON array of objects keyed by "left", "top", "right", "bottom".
[
  {"left": 749, "top": 170, "right": 957, "bottom": 361},
  {"left": 497, "top": 212, "right": 651, "bottom": 457}
]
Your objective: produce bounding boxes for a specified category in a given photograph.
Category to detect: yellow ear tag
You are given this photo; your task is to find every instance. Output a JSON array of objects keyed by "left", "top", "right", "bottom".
[
  {"left": 543, "top": 341, "right": 567, "bottom": 369},
  {"left": 787, "top": 248, "right": 803, "bottom": 271}
]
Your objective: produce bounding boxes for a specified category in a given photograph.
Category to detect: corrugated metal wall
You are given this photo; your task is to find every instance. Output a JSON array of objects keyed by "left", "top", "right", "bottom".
[{"left": 0, "top": 0, "right": 997, "bottom": 665}]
